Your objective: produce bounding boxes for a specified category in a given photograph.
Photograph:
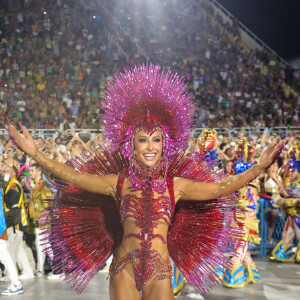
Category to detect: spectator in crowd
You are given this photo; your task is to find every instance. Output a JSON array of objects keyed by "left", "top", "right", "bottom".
[
  {"left": 14, "top": 148, "right": 27, "bottom": 168},
  {"left": 29, "top": 163, "right": 52, "bottom": 277},
  {"left": 264, "top": 160, "right": 288, "bottom": 244},
  {"left": 0, "top": 188, "right": 24, "bottom": 296},
  {"left": 2, "top": 165, "right": 34, "bottom": 280},
  {"left": 4, "top": 149, "right": 20, "bottom": 170},
  {"left": 0, "top": 0, "right": 298, "bottom": 132}
]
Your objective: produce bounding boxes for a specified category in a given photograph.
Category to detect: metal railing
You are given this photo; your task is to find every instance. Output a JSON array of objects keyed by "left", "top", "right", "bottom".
[
  {"left": 0, "top": 128, "right": 104, "bottom": 140},
  {"left": 191, "top": 126, "right": 300, "bottom": 139},
  {"left": 1, "top": 126, "right": 299, "bottom": 140},
  {"left": 249, "top": 198, "right": 298, "bottom": 258}
]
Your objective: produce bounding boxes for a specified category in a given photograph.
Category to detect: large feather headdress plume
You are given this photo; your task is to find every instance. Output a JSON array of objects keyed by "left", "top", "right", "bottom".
[
  {"left": 288, "top": 141, "right": 300, "bottom": 171},
  {"left": 233, "top": 137, "right": 255, "bottom": 174},
  {"left": 102, "top": 64, "right": 195, "bottom": 158}
]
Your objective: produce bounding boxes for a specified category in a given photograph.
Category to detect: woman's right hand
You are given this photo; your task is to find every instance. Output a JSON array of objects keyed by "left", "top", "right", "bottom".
[{"left": 9, "top": 124, "right": 37, "bottom": 157}]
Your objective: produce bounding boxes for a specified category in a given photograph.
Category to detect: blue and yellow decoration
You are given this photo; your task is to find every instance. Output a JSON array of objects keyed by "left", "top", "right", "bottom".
[
  {"left": 197, "top": 129, "right": 218, "bottom": 164},
  {"left": 271, "top": 242, "right": 295, "bottom": 263},
  {"left": 172, "top": 264, "right": 185, "bottom": 297},
  {"left": 233, "top": 138, "right": 254, "bottom": 174},
  {"left": 222, "top": 264, "right": 249, "bottom": 288},
  {"left": 245, "top": 264, "right": 261, "bottom": 284}
]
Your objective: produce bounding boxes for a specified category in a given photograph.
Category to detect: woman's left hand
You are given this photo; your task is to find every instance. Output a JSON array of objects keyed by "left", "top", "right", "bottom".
[{"left": 257, "top": 141, "right": 285, "bottom": 170}]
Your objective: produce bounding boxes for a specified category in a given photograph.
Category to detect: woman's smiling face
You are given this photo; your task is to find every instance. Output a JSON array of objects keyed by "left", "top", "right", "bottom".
[{"left": 134, "top": 130, "right": 163, "bottom": 168}]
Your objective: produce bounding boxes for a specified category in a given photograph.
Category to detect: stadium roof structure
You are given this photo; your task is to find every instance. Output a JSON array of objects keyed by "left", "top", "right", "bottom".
[{"left": 216, "top": 0, "right": 300, "bottom": 60}]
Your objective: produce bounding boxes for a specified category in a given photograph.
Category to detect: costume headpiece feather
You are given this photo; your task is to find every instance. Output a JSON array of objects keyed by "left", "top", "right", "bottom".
[
  {"left": 17, "top": 165, "right": 31, "bottom": 183},
  {"left": 102, "top": 64, "right": 195, "bottom": 158},
  {"left": 197, "top": 129, "right": 218, "bottom": 163},
  {"left": 288, "top": 142, "right": 300, "bottom": 171},
  {"left": 233, "top": 138, "right": 254, "bottom": 174}
]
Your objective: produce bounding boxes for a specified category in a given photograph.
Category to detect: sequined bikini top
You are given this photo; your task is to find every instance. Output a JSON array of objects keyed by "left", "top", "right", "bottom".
[{"left": 116, "top": 171, "right": 175, "bottom": 231}]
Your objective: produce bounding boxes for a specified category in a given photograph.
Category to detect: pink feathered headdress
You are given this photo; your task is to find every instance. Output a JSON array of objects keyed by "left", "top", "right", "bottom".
[
  {"left": 102, "top": 64, "right": 195, "bottom": 158},
  {"left": 17, "top": 165, "right": 31, "bottom": 183}
]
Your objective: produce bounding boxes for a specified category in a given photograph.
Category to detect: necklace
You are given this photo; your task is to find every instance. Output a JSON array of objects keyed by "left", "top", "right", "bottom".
[{"left": 128, "top": 155, "right": 169, "bottom": 193}]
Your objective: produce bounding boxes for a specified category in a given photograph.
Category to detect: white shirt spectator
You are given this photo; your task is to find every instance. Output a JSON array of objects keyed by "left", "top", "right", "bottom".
[
  {"left": 205, "top": 50, "right": 210, "bottom": 60},
  {"left": 17, "top": 12, "right": 24, "bottom": 23},
  {"left": 220, "top": 71, "right": 227, "bottom": 81},
  {"left": 17, "top": 100, "right": 26, "bottom": 112},
  {"left": 235, "top": 91, "right": 241, "bottom": 97},
  {"left": 63, "top": 94, "right": 72, "bottom": 108}
]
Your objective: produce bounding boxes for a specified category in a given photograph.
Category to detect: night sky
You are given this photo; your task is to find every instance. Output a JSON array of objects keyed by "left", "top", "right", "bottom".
[{"left": 216, "top": 0, "right": 300, "bottom": 60}]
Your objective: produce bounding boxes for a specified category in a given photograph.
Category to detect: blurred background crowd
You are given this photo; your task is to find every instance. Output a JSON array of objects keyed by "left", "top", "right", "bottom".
[{"left": 0, "top": 0, "right": 299, "bottom": 132}]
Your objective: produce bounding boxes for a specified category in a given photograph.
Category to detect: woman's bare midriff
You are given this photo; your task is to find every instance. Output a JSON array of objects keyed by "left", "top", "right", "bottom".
[{"left": 112, "top": 218, "right": 171, "bottom": 287}]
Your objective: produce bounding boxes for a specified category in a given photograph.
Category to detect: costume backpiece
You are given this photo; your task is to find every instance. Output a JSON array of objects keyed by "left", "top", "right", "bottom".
[{"left": 40, "top": 65, "right": 243, "bottom": 295}]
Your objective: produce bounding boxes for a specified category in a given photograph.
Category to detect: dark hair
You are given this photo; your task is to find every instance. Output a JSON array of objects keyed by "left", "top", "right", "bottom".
[
  {"left": 277, "top": 157, "right": 283, "bottom": 169},
  {"left": 12, "top": 166, "right": 18, "bottom": 177},
  {"left": 31, "top": 163, "right": 43, "bottom": 174},
  {"left": 219, "top": 142, "right": 227, "bottom": 151}
]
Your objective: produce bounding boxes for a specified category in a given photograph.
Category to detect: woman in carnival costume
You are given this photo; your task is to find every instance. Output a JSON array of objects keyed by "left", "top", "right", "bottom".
[
  {"left": 222, "top": 137, "right": 262, "bottom": 288},
  {"left": 9, "top": 65, "right": 283, "bottom": 300},
  {"left": 270, "top": 143, "right": 300, "bottom": 263}
]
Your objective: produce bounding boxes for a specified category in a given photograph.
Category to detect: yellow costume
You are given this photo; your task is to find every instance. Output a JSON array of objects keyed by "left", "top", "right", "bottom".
[
  {"left": 270, "top": 193, "right": 300, "bottom": 263},
  {"left": 3, "top": 178, "right": 27, "bottom": 229},
  {"left": 30, "top": 179, "right": 52, "bottom": 226}
]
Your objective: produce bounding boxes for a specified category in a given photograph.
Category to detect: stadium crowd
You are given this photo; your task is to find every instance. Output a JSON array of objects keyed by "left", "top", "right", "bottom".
[{"left": 0, "top": 0, "right": 299, "bottom": 131}]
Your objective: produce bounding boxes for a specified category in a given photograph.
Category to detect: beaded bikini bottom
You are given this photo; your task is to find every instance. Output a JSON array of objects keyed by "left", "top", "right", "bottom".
[{"left": 109, "top": 248, "right": 173, "bottom": 290}]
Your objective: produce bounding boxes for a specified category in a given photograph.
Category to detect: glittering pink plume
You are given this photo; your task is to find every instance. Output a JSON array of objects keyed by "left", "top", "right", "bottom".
[
  {"left": 40, "top": 147, "right": 127, "bottom": 293},
  {"left": 168, "top": 151, "right": 243, "bottom": 295},
  {"left": 17, "top": 165, "right": 30, "bottom": 177},
  {"left": 268, "top": 140, "right": 288, "bottom": 169},
  {"left": 102, "top": 64, "right": 195, "bottom": 155}
]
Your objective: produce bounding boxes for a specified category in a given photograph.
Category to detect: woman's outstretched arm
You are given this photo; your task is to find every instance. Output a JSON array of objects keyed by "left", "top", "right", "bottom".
[
  {"left": 174, "top": 141, "right": 284, "bottom": 201},
  {"left": 9, "top": 124, "right": 118, "bottom": 195}
]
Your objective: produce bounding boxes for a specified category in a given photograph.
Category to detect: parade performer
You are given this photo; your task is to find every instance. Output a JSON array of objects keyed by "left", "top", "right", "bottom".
[
  {"left": 2, "top": 165, "right": 34, "bottom": 280},
  {"left": 0, "top": 186, "right": 24, "bottom": 296},
  {"left": 29, "top": 163, "right": 53, "bottom": 276},
  {"left": 222, "top": 138, "right": 262, "bottom": 288},
  {"left": 9, "top": 65, "right": 283, "bottom": 300},
  {"left": 270, "top": 144, "right": 300, "bottom": 263}
]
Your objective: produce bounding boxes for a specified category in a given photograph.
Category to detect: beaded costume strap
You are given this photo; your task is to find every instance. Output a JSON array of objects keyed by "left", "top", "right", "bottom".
[
  {"left": 166, "top": 176, "right": 175, "bottom": 216},
  {"left": 116, "top": 172, "right": 126, "bottom": 209}
]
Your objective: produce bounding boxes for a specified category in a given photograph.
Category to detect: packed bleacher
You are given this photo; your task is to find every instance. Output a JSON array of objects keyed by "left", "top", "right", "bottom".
[{"left": 0, "top": 0, "right": 298, "bottom": 132}]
